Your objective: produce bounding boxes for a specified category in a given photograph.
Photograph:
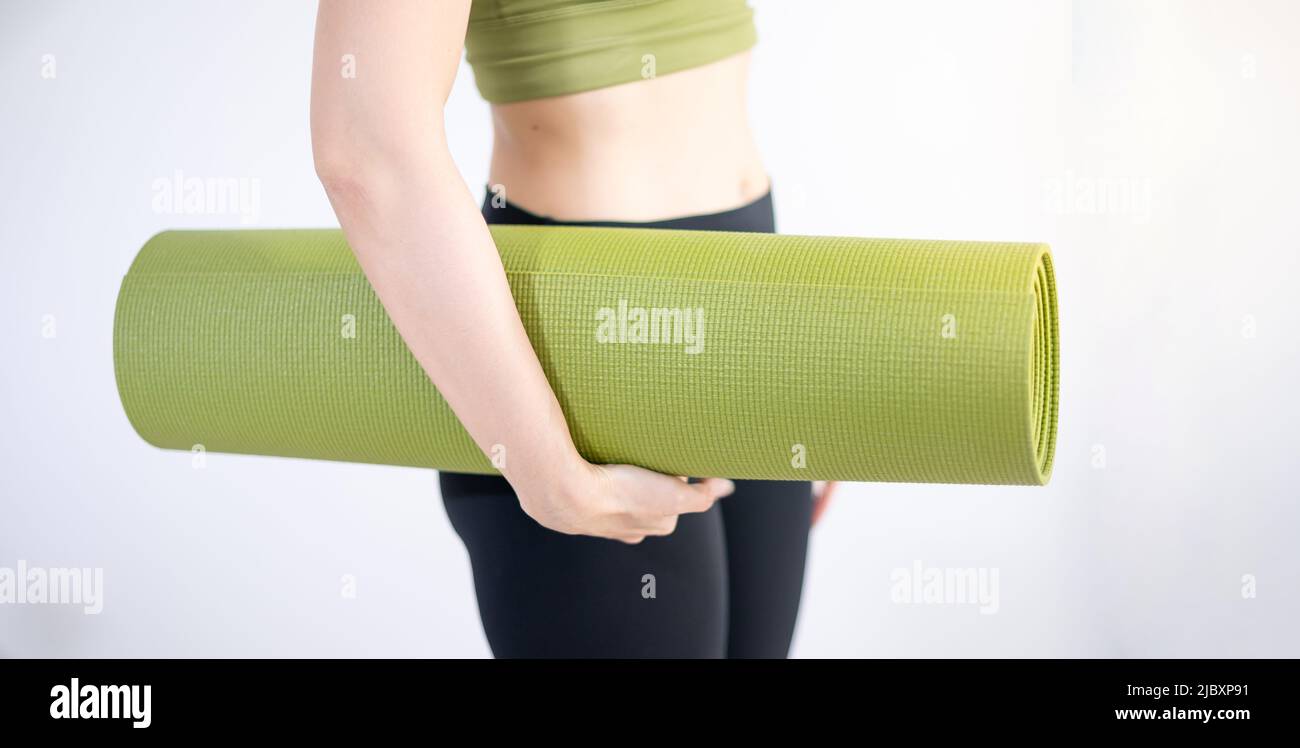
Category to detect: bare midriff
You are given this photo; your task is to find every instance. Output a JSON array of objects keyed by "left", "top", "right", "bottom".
[{"left": 486, "top": 51, "right": 767, "bottom": 222}]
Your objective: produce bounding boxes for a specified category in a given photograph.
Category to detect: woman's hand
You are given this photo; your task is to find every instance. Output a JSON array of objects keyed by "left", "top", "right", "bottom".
[
  {"left": 517, "top": 459, "right": 734, "bottom": 544},
  {"left": 812, "top": 481, "right": 838, "bottom": 526}
]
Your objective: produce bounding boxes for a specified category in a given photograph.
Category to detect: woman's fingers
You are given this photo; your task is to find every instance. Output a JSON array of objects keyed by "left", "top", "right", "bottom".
[
  {"left": 698, "top": 477, "right": 736, "bottom": 498},
  {"left": 592, "top": 465, "right": 736, "bottom": 541},
  {"left": 648, "top": 515, "right": 679, "bottom": 537},
  {"left": 677, "top": 477, "right": 734, "bottom": 514}
]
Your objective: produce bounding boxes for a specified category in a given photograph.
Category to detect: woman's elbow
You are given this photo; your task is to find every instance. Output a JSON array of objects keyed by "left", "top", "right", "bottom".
[
  {"left": 311, "top": 121, "right": 444, "bottom": 207},
  {"left": 311, "top": 123, "right": 364, "bottom": 199},
  {"left": 312, "top": 131, "right": 395, "bottom": 218}
]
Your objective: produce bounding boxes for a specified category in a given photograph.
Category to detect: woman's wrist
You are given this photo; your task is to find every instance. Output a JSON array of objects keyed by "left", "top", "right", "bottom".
[{"left": 499, "top": 441, "right": 593, "bottom": 509}]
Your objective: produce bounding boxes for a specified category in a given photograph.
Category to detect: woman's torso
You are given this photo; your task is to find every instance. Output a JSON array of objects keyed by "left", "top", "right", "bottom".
[{"left": 466, "top": 0, "right": 767, "bottom": 221}]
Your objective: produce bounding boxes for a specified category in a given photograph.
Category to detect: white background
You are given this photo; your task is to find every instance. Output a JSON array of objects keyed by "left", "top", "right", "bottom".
[{"left": 2, "top": 0, "right": 1297, "bottom": 657}]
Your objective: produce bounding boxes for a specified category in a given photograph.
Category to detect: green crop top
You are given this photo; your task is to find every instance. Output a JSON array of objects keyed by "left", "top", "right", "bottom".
[{"left": 465, "top": 0, "right": 757, "bottom": 103}]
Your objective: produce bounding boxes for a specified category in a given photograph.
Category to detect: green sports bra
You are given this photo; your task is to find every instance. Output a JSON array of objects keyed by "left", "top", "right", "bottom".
[{"left": 465, "top": 0, "right": 757, "bottom": 103}]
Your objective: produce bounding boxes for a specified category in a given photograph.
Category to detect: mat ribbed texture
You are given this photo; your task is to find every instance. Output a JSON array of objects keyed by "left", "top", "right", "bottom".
[{"left": 113, "top": 227, "right": 1058, "bottom": 484}]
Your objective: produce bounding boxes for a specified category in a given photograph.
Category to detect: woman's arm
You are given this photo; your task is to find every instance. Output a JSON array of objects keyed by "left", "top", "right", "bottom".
[{"left": 310, "top": 0, "right": 731, "bottom": 542}]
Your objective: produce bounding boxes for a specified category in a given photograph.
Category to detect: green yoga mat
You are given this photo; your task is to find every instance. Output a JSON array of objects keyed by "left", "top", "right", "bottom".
[{"left": 113, "top": 227, "right": 1058, "bottom": 485}]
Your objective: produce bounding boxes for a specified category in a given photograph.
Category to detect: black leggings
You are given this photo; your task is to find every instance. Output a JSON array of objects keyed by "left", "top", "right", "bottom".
[{"left": 440, "top": 189, "right": 812, "bottom": 658}]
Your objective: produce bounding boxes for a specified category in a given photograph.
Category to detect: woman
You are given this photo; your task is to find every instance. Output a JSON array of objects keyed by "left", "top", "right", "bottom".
[{"left": 310, "top": 0, "right": 834, "bottom": 658}]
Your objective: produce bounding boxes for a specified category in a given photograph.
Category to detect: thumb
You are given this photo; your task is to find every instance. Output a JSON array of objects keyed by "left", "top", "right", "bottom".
[
  {"left": 675, "top": 477, "right": 735, "bottom": 513},
  {"left": 696, "top": 477, "right": 736, "bottom": 498}
]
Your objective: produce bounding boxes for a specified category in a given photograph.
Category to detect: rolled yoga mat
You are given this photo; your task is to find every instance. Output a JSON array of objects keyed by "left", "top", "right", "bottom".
[{"left": 114, "top": 227, "right": 1058, "bottom": 485}]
